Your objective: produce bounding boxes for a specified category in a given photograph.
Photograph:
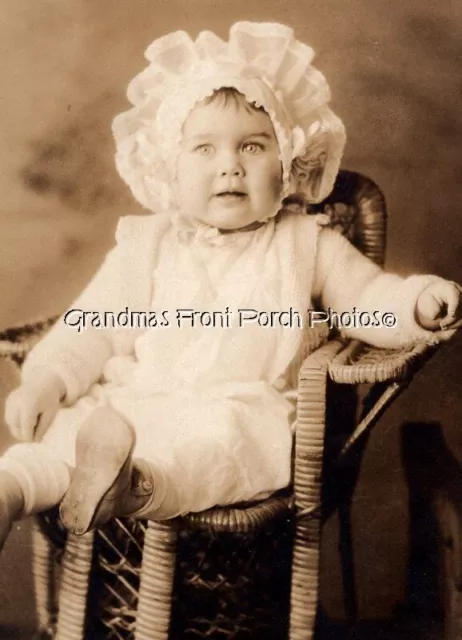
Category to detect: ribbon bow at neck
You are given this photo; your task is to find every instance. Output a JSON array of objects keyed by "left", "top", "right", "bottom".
[{"left": 171, "top": 212, "right": 244, "bottom": 247}]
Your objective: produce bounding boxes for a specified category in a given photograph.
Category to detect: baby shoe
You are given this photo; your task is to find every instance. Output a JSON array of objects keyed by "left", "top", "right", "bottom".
[{"left": 59, "top": 409, "right": 137, "bottom": 535}]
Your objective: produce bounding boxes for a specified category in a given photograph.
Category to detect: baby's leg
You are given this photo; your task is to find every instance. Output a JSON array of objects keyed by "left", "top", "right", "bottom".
[{"left": 0, "top": 443, "right": 71, "bottom": 552}]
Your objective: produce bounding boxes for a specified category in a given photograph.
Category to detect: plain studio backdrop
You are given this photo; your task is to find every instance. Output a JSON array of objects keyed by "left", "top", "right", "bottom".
[{"left": 0, "top": 0, "right": 461, "bottom": 635}]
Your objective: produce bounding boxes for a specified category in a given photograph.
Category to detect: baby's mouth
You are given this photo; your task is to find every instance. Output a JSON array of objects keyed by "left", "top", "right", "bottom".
[{"left": 215, "top": 190, "right": 247, "bottom": 199}]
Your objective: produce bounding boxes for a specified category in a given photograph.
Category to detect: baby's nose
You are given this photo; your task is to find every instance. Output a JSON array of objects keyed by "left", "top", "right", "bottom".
[
  {"left": 218, "top": 151, "right": 244, "bottom": 177},
  {"left": 221, "top": 166, "right": 244, "bottom": 177}
]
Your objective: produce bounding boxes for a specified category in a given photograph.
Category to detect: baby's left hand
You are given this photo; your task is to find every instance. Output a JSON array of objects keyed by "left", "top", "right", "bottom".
[{"left": 415, "top": 280, "right": 462, "bottom": 332}]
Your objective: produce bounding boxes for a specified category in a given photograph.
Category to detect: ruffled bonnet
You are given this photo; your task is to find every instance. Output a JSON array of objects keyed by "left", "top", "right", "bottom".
[{"left": 112, "top": 22, "right": 346, "bottom": 213}]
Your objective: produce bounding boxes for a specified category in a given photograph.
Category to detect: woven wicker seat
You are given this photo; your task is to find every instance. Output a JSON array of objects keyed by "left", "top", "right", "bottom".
[{"left": 0, "top": 169, "right": 448, "bottom": 639}]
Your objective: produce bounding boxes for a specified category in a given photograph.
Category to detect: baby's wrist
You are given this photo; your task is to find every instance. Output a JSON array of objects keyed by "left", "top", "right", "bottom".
[{"left": 22, "top": 367, "right": 66, "bottom": 400}]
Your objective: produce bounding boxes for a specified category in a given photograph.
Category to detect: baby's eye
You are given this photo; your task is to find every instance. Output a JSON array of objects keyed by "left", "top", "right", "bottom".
[
  {"left": 195, "top": 144, "right": 213, "bottom": 156},
  {"left": 242, "top": 142, "right": 264, "bottom": 155}
]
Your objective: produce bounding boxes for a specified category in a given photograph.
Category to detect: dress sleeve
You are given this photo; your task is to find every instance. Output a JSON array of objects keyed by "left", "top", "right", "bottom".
[
  {"left": 21, "top": 242, "right": 125, "bottom": 404},
  {"left": 311, "top": 228, "right": 452, "bottom": 348}
]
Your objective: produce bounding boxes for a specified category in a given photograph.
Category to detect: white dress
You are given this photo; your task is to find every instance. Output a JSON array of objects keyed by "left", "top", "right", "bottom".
[{"left": 39, "top": 215, "right": 317, "bottom": 514}]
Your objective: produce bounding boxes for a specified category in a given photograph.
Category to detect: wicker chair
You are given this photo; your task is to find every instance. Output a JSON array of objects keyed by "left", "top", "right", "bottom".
[{"left": 0, "top": 170, "right": 448, "bottom": 640}]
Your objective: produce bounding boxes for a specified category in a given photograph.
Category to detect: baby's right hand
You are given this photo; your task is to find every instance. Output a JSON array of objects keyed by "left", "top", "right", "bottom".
[{"left": 4, "top": 370, "right": 65, "bottom": 442}]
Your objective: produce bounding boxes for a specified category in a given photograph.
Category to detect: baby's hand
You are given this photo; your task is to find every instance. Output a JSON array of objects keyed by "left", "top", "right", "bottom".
[
  {"left": 415, "top": 280, "right": 462, "bottom": 332},
  {"left": 4, "top": 370, "right": 65, "bottom": 442}
]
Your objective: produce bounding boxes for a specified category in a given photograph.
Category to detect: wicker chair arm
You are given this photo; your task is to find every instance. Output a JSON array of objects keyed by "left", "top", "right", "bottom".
[
  {"left": 294, "top": 340, "right": 344, "bottom": 509},
  {"left": 328, "top": 339, "right": 440, "bottom": 384}
]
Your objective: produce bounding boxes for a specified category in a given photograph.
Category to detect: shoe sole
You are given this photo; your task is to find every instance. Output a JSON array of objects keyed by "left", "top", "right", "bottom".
[{"left": 59, "top": 413, "right": 135, "bottom": 535}]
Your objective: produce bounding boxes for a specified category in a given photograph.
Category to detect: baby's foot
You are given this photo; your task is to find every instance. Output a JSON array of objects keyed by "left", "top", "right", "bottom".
[
  {"left": 59, "top": 408, "right": 136, "bottom": 535},
  {"left": 0, "top": 471, "right": 24, "bottom": 552}
]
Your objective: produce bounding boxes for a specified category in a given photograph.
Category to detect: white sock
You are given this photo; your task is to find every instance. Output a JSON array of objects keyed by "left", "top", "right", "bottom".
[
  {"left": 0, "top": 443, "right": 71, "bottom": 517},
  {"left": 131, "top": 464, "right": 182, "bottom": 520}
]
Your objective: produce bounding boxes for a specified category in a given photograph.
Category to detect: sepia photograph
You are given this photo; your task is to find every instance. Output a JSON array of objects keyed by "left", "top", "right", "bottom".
[{"left": 0, "top": 1, "right": 461, "bottom": 638}]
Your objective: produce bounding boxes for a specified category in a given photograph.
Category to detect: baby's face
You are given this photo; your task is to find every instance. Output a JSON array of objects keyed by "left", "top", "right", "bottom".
[{"left": 176, "top": 97, "right": 282, "bottom": 231}]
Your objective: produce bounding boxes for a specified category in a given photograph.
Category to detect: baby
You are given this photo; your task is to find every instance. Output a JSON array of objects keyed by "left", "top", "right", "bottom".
[{"left": 1, "top": 22, "right": 461, "bottom": 550}]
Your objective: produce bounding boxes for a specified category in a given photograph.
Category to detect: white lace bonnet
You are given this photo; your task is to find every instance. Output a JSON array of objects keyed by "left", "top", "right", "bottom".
[{"left": 112, "top": 21, "right": 346, "bottom": 212}]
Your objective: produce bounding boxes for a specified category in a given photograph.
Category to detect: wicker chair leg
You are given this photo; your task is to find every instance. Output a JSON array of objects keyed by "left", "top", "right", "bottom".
[
  {"left": 290, "top": 341, "right": 341, "bottom": 640},
  {"left": 291, "top": 515, "right": 322, "bottom": 640},
  {"left": 55, "top": 531, "right": 94, "bottom": 640},
  {"left": 135, "top": 520, "right": 178, "bottom": 640},
  {"left": 32, "top": 518, "right": 58, "bottom": 638}
]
